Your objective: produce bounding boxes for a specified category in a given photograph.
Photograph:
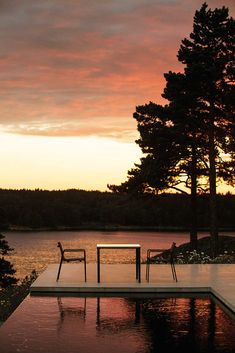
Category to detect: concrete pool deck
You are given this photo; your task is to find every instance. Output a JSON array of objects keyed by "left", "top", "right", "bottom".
[{"left": 30, "top": 263, "right": 235, "bottom": 313}]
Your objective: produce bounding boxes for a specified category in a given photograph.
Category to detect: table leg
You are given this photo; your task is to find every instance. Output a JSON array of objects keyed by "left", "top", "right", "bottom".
[
  {"left": 97, "top": 248, "right": 100, "bottom": 283},
  {"left": 136, "top": 248, "right": 138, "bottom": 280},
  {"left": 137, "top": 248, "right": 141, "bottom": 283}
]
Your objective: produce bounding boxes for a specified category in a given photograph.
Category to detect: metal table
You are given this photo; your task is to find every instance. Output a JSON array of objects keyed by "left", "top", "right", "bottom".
[{"left": 96, "top": 243, "right": 141, "bottom": 283}]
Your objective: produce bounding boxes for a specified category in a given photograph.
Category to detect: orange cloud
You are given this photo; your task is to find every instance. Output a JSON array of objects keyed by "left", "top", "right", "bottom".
[{"left": 0, "top": 0, "right": 234, "bottom": 140}]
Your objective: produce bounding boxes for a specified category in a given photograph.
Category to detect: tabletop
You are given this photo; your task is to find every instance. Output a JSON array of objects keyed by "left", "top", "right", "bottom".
[{"left": 97, "top": 244, "right": 141, "bottom": 248}]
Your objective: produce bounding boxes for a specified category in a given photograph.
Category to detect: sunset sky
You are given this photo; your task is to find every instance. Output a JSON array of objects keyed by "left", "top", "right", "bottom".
[{"left": 0, "top": 0, "right": 234, "bottom": 192}]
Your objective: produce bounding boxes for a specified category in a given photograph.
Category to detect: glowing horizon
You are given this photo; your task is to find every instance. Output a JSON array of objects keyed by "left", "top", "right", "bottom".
[
  {"left": 1, "top": 131, "right": 233, "bottom": 194},
  {"left": 0, "top": 132, "right": 143, "bottom": 191}
]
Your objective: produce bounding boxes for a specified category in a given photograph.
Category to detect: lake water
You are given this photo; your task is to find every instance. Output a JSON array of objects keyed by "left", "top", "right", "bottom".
[{"left": 4, "top": 230, "right": 235, "bottom": 279}]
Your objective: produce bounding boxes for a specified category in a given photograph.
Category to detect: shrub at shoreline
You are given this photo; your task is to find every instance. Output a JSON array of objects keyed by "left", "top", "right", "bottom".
[
  {"left": 0, "top": 270, "right": 37, "bottom": 325},
  {"left": 152, "top": 236, "right": 235, "bottom": 264}
]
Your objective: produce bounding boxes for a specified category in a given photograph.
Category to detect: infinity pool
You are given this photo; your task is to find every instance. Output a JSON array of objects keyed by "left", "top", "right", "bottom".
[{"left": 0, "top": 294, "right": 234, "bottom": 353}]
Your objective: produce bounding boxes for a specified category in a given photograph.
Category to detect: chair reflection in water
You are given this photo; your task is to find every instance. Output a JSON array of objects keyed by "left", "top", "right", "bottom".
[
  {"left": 57, "top": 297, "right": 87, "bottom": 332},
  {"left": 56, "top": 242, "right": 87, "bottom": 281},
  {"left": 146, "top": 242, "right": 178, "bottom": 282}
]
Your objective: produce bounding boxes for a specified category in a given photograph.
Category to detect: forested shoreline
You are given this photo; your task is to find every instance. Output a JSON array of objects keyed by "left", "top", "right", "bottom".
[{"left": 0, "top": 189, "right": 234, "bottom": 231}]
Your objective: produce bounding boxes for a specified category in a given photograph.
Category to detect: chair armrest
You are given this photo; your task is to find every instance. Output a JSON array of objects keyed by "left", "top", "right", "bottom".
[
  {"left": 147, "top": 249, "right": 170, "bottom": 261},
  {"left": 147, "top": 249, "right": 167, "bottom": 257},
  {"left": 64, "top": 249, "right": 86, "bottom": 253},
  {"left": 147, "top": 249, "right": 167, "bottom": 253}
]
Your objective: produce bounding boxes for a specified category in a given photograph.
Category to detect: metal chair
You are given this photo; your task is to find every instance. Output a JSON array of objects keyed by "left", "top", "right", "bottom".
[
  {"left": 146, "top": 242, "right": 177, "bottom": 282},
  {"left": 56, "top": 242, "right": 87, "bottom": 281}
]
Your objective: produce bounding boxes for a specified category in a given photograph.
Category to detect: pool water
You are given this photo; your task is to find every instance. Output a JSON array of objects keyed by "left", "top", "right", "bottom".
[{"left": 0, "top": 295, "right": 234, "bottom": 353}]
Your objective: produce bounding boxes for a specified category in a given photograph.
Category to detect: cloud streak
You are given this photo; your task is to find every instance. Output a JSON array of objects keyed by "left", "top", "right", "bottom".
[{"left": 0, "top": 0, "right": 234, "bottom": 140}]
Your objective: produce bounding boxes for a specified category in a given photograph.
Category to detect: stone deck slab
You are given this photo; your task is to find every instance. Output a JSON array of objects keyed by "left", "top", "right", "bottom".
[{"left": 30, "top": 263, "right": 235, "bottom": 313}]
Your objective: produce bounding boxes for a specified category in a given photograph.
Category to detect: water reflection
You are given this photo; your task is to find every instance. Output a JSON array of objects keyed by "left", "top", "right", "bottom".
[
  {"left": 0, "top": 295, "right": 234, "bottom": 353},
  {"left": 53, "top": 295, "right": 235, "bottom": 353},
  {"left": 96, "top": 297, "right": 141, "bottom": 331},
  {"left": 57, "top": 297, "right": 86, "bottom": 332},
  {"left": 208, "top": 300, "right": 216, "bottom": 353}
]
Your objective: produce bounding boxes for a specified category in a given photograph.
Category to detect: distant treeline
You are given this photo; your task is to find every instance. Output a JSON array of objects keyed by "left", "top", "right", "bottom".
[{"left": 0, "top": 189, "right": 234, "bottom": 231}]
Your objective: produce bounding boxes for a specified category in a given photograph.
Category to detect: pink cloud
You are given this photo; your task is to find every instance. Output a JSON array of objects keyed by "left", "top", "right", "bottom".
[{"left": 0, "top": 0, "right": 234, "bottom": 140}]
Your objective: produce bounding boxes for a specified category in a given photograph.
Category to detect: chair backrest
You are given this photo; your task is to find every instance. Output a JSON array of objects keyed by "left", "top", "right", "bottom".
[
  {"left": 170, "top": 242, "right": 176, "bottom": 260},
  {"left": 57, "top": 242, "right": 64, "bottom": 256}
]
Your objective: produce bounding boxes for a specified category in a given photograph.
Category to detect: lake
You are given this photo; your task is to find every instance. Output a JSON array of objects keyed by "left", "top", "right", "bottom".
[{"left": 4, "top": 230, "right": 235, "bottom": 280}]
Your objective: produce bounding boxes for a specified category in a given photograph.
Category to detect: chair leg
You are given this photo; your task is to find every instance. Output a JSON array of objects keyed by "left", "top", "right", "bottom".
[
  {"left": 171, "top": 261, "right": 177, "bottom": 282},
  {"left": 146, "top": 257, "right": 148, "bottom": 280},
  {"left": 146, "top": 252, "right": 150, "bottom": 282},
  {"left": 147, "top": 262, "right": 150, "bottom": 282},
  {"left": 84, "top": 259, "right": 87, "bottom": 282},
  {"left": 173, "top": 265, "right": 178, "bottom": 282},
  {"left": 57, "top": 257, "right": 63, "bottom": 281}
]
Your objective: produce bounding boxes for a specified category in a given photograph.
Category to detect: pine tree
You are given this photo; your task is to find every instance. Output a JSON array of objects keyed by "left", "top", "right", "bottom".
[
  {"left": 108, "top": 3, "right": 234, "bottom": 253},
  {"left": 109, "top": 99, "right": 202, "bottom": 249},
  {"left": 178, "top": 3, "right": 235, "bottom": 253}
]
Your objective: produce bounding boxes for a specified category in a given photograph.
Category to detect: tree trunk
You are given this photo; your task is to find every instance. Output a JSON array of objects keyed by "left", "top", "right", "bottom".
[
  {"left": 190, "top": 144, "right": 198, "bottom": 250},
  {"left": 208, "top": 118, "right": 218, "bottom": 256}
]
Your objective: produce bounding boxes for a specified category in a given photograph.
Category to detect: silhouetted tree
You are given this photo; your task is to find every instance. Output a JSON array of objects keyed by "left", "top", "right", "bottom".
[
  {"left": 162, "top": 71, "right": 208, "bottom": 249},
  {"left": 0, "top": 233, "right": 17, "bottom": 288},
  {"left": 109, "top": 3, "right": 234, "bottom": 253},
  {"left": 178, "top": 3, "right": 235, "bottom": 253},
  {"left": 109, "top": 98, "right": 203, "bottom": 249}
]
